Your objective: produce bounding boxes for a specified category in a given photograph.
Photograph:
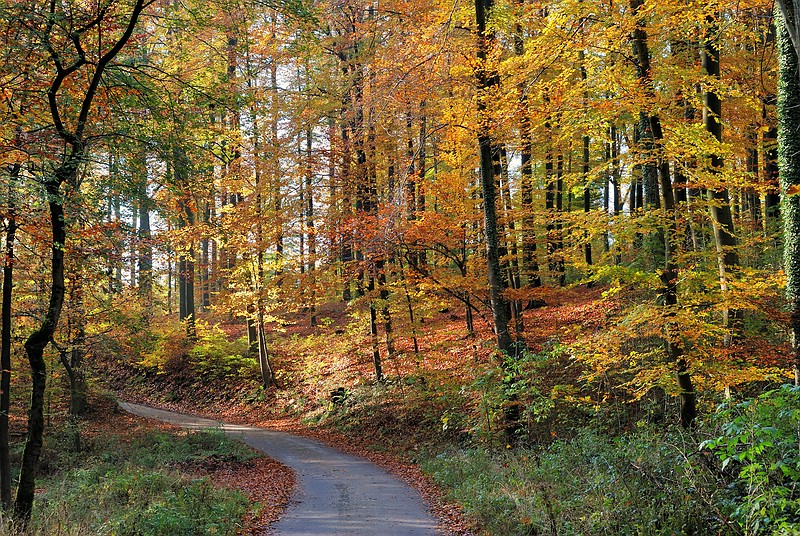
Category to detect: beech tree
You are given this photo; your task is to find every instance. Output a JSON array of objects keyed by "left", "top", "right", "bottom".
[{"left": 475, "top": 0, "right": 513, "bottom": 357}]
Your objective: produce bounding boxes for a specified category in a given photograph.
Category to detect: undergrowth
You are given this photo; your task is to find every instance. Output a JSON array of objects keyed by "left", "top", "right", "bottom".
[
  {"left": 422, "top": 427, "right": 719, "bottom": 535},
  {"left": 423, "top": 385, "right": 800, "bottom": 535},
  {"left": 0, "top": 426, "right": 257, "bottom": 535}
]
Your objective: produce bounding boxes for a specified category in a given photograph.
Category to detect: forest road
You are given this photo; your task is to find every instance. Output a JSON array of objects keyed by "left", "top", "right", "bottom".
[{"left": 118, "top": 401, "right": 440, "bottom": 536}]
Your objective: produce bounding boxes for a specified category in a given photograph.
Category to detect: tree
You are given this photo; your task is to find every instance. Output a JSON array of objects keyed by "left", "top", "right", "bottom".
[
  {"left": 776, "top": 1, "right": 800, "bottom": 384},
  {"left": 475, "top": 0, "right": 513, "bottom": 357},
  {"left": 0, "top": 161, "right": 18, "bottom": 509},
  {"left": 12, "top": 0, "right": 151, "bottom": 520}
]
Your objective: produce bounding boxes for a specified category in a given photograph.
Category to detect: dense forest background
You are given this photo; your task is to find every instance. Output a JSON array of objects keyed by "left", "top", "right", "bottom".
[{"left": 2, "top": 0, "right": 800, "bottom": 533}]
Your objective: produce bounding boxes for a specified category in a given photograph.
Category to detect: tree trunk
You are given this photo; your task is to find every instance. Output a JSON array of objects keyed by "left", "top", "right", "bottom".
[
  {"left": 65, "top": 272, "right": 88, "bottom": 416},
  {"left": 580, "top": 51, "right": 593, "bottom": 279},
  {"left": 378, "top": 261, "right": 395, "bottom": 358},
  {"left": 476, "top": 0, "right": 513, "bottom": 356},
  {"left": 777, "top": 1, "right": 800, "bottom": 384},
  {"left": 200, "top": 201, "right": 210, "bottom": 310},
  {"left": 631, "top": 0, "right": 695, "bottom": 425},
  {"left": 0, "top": 163, "right": 18, "bottom": 509},
  {"left": 514, "top": 10, "right": 541, "bottom": 289},
  {"left": 15, "top": 169, "right": 70, "bottom": 520},
  {"left": 174, "top": 147, "right": 196, "bottom": 338},
  {"left": 137, "top": 175, "right": 153, "bottom": 302},
  {"left": 703, "top": 11, "right": 740, "bottom": 337},
  {"left": 368, "top": 274, "right": 383, "bottom": 382},
  {"left": 306, "top": 127, "right": 317, "bottom": 326},
  {"left": 256, "top": 304, "right": 277, "bottom": 389}
]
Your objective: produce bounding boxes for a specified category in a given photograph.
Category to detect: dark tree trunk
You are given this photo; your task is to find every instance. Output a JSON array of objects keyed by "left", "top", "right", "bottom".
[
  {"left": 200, "top": 201, "right": 211, "bottom": 310},
  {"left": 174, "top": 147, "right": 196, "bottom": 338},
  {"left": 519, "top": 101, "right": 541, "bottom": 288},
  {"left": 579, "top": 51, "right": 593, "bottom": 278},
  {"left": 138, "top": 176, "right": 152, "bottom": 301},
  {"left": 703, "top": 11, "right": 740, "bottom": 338},
  {"left": 16, "top": 169, "right": 71, "bottom": 520},
  {"left": 499, "top": 146, "right": 524, "bottom": 337},
  {"left": 631, "top": 0, "right": 695, "bottom": 426},
  {"left": 64, "top": 271, "right": 88, "bottom": 416},
  {"left": 305, "top": 127, "right": 317, "bottom": 326},
  {"left": 377, "top": 261, "right": 395, "bottom": 358},
  {"left": 514, "top": 11, "right": 541, "bottom": 289},
  {"left": 476, "top": 0, "right": 513, "bottom": 356},
  {"left": 368, "top": 274, "right": 383, "bottom": 382}
]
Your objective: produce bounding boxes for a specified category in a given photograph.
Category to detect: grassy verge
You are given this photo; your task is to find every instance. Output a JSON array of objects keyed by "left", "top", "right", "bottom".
[{"left": 1, "top": 421, "right": 259, "bottom": 535}]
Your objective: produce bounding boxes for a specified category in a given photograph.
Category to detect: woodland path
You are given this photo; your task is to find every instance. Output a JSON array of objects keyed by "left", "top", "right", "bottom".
[{"left": 118, "top": 401, "right": 440, "bottom": 535}]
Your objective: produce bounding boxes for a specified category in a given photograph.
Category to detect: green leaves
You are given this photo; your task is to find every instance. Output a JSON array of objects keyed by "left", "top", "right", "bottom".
[{"left": 702, "top": 385, "right": 800, "bottom": 533}]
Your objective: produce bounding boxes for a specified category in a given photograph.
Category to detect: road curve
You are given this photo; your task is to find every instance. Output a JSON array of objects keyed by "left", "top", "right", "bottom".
[{"left": 118, "top": 401, "right": 439, "bottom": 536}]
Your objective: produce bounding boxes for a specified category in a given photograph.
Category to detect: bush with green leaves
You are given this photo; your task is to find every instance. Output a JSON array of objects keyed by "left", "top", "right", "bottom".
[
  {"left": 470, "top": 344, "right": 573, "bottom": 442},
  {"left": 189, "top": 321, "right": 257, "bottom": 381},
  {"left": 701, "top": 384, "right": 800, "bottom": 535}
]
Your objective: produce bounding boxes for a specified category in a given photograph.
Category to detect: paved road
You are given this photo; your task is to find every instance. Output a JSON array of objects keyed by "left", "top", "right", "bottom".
[{"left": 119, "top": 401, "right": 439, "bottom": 535}]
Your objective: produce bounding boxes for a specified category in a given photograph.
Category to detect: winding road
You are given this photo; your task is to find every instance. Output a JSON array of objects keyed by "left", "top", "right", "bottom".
[{"left": 118, "top": 401, "right": 440, "bottom": 535}]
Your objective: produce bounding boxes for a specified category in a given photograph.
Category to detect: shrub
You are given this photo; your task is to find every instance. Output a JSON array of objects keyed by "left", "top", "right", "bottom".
[
  {"left": 188, "top": 321, "right": 257, "bottom": 381},
  {"left": 702, "top": 384, "right": 800, "bottom": 534},
  {"left": 137, "top": 322, "right": 190, "bottom": 374}
]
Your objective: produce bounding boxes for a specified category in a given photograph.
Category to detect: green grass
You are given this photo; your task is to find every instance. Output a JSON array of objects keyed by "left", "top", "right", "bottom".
[{"left": 1, "top": 427, "right": 258, "bottom": 535}]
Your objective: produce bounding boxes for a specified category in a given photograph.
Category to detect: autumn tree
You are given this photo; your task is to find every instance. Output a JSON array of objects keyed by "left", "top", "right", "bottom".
[{"left": 8, "top": 0, "right": 152, "bottom": 520}]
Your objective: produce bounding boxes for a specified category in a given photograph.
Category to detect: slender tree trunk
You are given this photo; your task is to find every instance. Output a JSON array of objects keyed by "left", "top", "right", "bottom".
[
  {"left": 397, "top": 256, "right": 420, "bottom": 355},
  {"left": 579, "top": 51, "right": 593, "bottom": 280},
  {"left": 555, "top": 155, "right": 565, "bottom": 286},
  {"left": 200, "top": 201, "right": 210, "bottom": 310},
  {"left": 65, "top": 269, "right": 87, "bottom": 416},
  {"left": 417, "top": 103, "right": 428, "bottom": 266},
  {"left": 514, "top": 9, "right": 541, "bottom": 289},
  {"left": 15, "top": 164, "right": 72, "bottom": 520},
  {"left": 476, "top": 0, "right": 513, "bottom": 356},
  {"left": 129, "top": 206, "right": 137, "bottom": 287},
  {"left": 378, "top": 261, "right": 395, "bottom": 358},
  {"left": 630, "top": 0, "right": 695, "bottom": 425},
  {"left": 256, "top": 304, "right": 277, "bottom": 388},
  {"left": 138, "top": 175, "right": 152, "bottom": 301},
  {"left": 306, "top": 127, "right": 317, "bottom": 327},
  {"left": 498, "top": 147, "right": 523, "bottom": 336},
  {"left": 368, "top": 273, "right": 383, "bottom": 382},
  {"left": 703, "top": 11, "right": 740, "bottom": 337}
]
